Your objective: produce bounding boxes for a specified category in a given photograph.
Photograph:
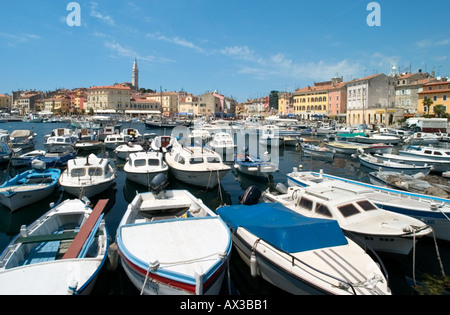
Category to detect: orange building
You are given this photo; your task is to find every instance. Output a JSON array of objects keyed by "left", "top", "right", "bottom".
[{"left": 417, "top": 81, "right": 450, "bottom": 115}]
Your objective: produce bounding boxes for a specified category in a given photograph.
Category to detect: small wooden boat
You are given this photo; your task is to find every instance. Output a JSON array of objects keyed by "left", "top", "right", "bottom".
[
  {"left": 301, "top": 142, "right": 334, "bottom": 159},
  {"left": 10, "top": 150, "right": 46, "bottom": 168},
  {"left": 358, "top": 152, "right": 432, "bottom": 175},
  {"left": 117, "top": 175, "right": 232, "bottom": 295},
  {"left": 0, "top": 160, "right": 61, "bottom": 212},
  {"left": 234, "top": 154, "right": 278, "bottom": 179},
  {"left": 0, "top": 199, "right": 109, "bottom": 295}
]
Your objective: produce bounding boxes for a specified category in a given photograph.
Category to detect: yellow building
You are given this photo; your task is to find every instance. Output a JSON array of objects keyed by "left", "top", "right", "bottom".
[
  {"left": 145, "top": 92, "right": 179, "bottom": 117},
  {"left": 277, "top": 92, "right": 293, "bottom": 116},
  {"left": 292, "top": 83, "right": 330, "bottom": 120},
  {"left": 418, "top": 81, "right": 450, "bottom": 115},
  {"left": 0, "top": 94, "right": 10, "bottom": 111},
  {"left": 87, "top": 85, "right": 131, "bottom": 114}
]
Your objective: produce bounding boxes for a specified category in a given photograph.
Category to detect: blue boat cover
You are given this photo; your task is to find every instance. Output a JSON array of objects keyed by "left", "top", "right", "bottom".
[{"left": 217, "top": 203, "right": 348, "bottom": 253}]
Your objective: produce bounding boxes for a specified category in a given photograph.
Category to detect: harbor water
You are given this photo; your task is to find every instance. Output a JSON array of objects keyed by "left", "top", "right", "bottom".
[{"left": 0, "top": 121, "right": 449, "bottom": 295}]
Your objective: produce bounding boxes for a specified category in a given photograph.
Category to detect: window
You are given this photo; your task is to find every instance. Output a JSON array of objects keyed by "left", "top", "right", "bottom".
[
  {"left": 298, "top": 197, "right": 313, "bottom": 210},
  {"left": 338, "top": 203, "right": 360, "bottom": 217},
  {"left": 357, "top": 200, "right": 377, "bottom": 211},
  {"left": 207, "top": 157, "right": 221, "bottom": 164},
  {"left": 71, "top": 168, "right": 85, "bottom": 177},
  {"left": 134, "top": 159, "right": 146, "bottom": 167},
  {"left": 148, "top": 159, "right": 160, "bottom": 166},
  {"left": 444, "top": 95, "right": 447, "bottom": 101},
  {"left": 315, "top": 204, "right": 332, "bottom": 218},
  {"left": 88, "top": 167, "right": 103, "bottom": 176},
  {"left": 189, "top": 157, "right": 204, "bottom": 164}
]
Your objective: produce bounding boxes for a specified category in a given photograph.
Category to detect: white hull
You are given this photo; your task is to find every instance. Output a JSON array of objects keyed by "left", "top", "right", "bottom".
[
  {"left": 125, "top": 170, "right": 168, "bottom": 187},
  {"left": 61, "top": 179, "right": 115, "bottom": 198},
  {"left": 231, "top": 227, "right": 390, "bottom": 295},
  {"left": 0, "top": 185, "right": 57, "bottom": 212},
  {"left": 170, "top": 168, "right": 229, "bottom": 188}
]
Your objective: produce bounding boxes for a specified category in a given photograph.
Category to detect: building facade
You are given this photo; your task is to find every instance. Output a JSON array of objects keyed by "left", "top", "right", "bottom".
[
  {"left": 394, "top": 72, "right": 433, "bottom": 115},
  {"left": 293, "top": 82, "right": 330, "bottom": 120},
  {"left": 86, "top": 85, "right": 131, "bottom": 114},
  {"left": 0, "top": 94, "right": 10, "bottom": 111},
  {"left": 417, "top": 81, "right": 450, "bottom": 115},
  {"left": 346, "top": 73, "right": 397, "bottom": 126}
]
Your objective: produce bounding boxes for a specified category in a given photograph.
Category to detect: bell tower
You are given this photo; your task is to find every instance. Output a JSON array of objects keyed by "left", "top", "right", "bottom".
[{"left": 132, "top": 58, "right": 139, "bottom": 91}]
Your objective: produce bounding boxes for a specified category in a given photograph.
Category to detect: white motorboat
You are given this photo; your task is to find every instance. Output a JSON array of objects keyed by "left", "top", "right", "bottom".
[
  {"left": 0, "top": 198, "right": 109, "bottom": 295},
  {"left": 124, "top": 151, "right": 169, "bottom": 187},
  {"left": 116, "top": 177, "right": 232, "bottom": 295},
  {"left": 286, "top": 170, "right": 450, "bottom": 242},
  {"left": 165, "top": 142, "right": 231, "bottom": 189},
  {"left": 59, "top": 154, "right": 117, "bottom": 198},
  {"left": 373, "top": 152, "right": 450, "bottom": 173},
  {"left": 207, "top": 132, "right": 236, "bottom": 158},
  {"left": 399, "top": 145, "right": 450, "bottom": 162},
  {"left": 104, "top": 134, "right": 129, "bottom": 150},
  {"left": 353, "top": 134, "right": 401, "bottom": 145},
  {"left": 45, "top": 135, "right": 77, "bottom": 148},
  {"left": 263, "top": 184, "right": 432, "bottom": 255},
  {"left": 217, "top": 202, "right": 391, "bottom": 295},
  {"left": 114, "top": 143, "right": 144, "bottom": 160},
  {"left": 404, "top": 132, "right": 441, "bottom": 145},
  {"left": 357, "top": 152, "right": 432, "bottom": 175}
]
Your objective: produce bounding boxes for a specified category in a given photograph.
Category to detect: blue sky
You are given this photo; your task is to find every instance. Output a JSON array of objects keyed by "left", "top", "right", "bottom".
[{"left": 0, "top": 0, "right": 449, "bottom": 102}]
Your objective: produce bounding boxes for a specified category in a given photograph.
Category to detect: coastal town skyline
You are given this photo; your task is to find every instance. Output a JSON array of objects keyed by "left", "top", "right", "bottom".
[{"left": 1, "top": 0, "right": 450, "bottom": 102}]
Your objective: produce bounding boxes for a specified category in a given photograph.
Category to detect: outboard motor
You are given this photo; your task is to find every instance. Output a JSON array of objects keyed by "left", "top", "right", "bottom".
[
  {"left": 149, "top": 173, "right": 170, "bottom": 194},
  {"left": 239, "top": 186, "right": 262, "bottom": 206}
]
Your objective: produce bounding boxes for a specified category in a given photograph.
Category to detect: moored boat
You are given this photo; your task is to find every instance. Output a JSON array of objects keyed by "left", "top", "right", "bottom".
[
  {"left": 116, "top": 176, "right": 232, "bottom": 295},
  {"left": 263, "top": 184, "right": 432, "bottom": 255},
  {"left": 217, "top": 202, "right": 391, "bottom": 295},
  {"left": 286, "top": 170, "right": 450, "bottom": 242},
  {"left": 0, "top": 160, "right": 61, "bottom": 212},
  {"left": 0, "top": 198, "right": 109, "bottom": 295},
  {"left": 59, "top": 154, "right": 117, "bottom": 198}
]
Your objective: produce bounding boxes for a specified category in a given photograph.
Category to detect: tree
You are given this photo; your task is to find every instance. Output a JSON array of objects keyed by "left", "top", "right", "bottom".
[
  {"left": 433, "top": 104, "right": 448, "bottom": 118},
  {"left": 423, "top": 97, "right": 433, "bottom": 115}
]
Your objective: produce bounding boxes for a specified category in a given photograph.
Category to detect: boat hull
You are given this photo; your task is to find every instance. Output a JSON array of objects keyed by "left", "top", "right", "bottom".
[
  {"left": 169, "top": 168, "right": 230, "bottom": 189},
  {"left": 287, "top": 171, "right": 450, "bottom": 242},
  {"left": 61, "top": 179, "right": 115, "bottom": 198},
  {"left": 125, "top": 170, "right": 168, "bottom": 187},
  {"left": 358, "top": 156, "right": 432, "bottom": 175},
  {"left": 0, "top": 184, "right": 57, "bottom": 212}
]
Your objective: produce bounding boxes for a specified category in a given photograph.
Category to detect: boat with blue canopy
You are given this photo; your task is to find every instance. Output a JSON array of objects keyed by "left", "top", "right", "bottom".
[{"left": 217, "top": 202, "right": 391, "bottom": 295}]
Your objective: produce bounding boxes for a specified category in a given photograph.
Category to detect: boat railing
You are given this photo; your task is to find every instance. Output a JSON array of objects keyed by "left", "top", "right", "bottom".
[
  {"left": 311, "top": 172, "right": 450, "bottom": 208},
  {"left": 254, "top": 239, "right": 359, "bottom": 295}
]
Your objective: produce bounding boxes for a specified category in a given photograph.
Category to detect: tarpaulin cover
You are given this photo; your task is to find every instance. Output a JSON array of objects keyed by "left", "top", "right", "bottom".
[{"left": 217, "top": 203, "right": 348, "bottom": 253}]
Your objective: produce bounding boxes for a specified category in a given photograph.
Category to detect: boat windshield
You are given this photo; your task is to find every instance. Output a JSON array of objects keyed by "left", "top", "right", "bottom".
[
  {"left": 356, "top": 200, "right": 377, "bottom": 211},
  {"left": 71, "top": 168, "right": 85, "bottom": 177},
  {"left": 88, "top": 167, "right": 103, "bottom": 176},
  {"left": 337, "top": 203, "right": 360, "bottom": 217}
]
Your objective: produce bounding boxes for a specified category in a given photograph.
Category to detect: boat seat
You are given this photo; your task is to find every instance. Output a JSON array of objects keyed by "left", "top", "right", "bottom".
[{"left": 15, "top": 230, "right": 104, "bottom": 245}]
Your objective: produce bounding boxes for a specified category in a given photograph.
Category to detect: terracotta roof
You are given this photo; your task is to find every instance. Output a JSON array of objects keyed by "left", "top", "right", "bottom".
[{"left": 88, "top": 85, "right": 131, "bottom": 90}]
